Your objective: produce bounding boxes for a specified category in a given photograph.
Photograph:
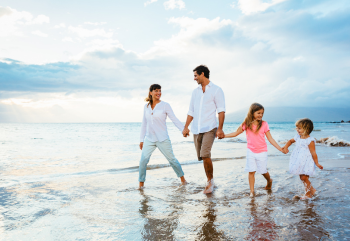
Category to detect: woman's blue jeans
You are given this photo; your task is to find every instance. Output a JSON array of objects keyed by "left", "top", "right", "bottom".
[{"left": 139, "top": 138, "right": 184, "bottom": 182}]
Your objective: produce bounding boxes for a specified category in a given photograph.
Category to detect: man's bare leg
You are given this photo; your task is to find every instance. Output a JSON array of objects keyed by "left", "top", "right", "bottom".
[
  {"left": 262, "top": 172, "right": 273, "bottom": 190},
  {"left": 202, "top": 157, "right": 214, "bottom": 193}
]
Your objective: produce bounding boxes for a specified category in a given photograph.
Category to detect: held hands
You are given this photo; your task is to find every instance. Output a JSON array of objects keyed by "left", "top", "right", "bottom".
[
  {"left": 182, "top": 127, "right": 190, "bottom": 137},
  {"left": 281, "top": 146, "right": 289, "bottom": 154},
  {"left": 140, "top": 142, "right": 143, "bottom": 150},
  {"left": 216, "top": 129, "right": 225, "bottom": 139}
]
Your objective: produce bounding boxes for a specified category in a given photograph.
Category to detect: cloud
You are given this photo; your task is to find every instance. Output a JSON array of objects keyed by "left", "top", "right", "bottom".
[
  {"left": 28, "top": 14, "right": 50, "bottom": 25},
  {"left": 54, "top": 23, "right": 65, "bottom": 28},
  {"left": 164, "top": 0, "right": 186, "bottom": 10},
  {"left": 31, "top": 30, "right": 48, "bottom": 37},
  {"left": 0, "top": 6, "right": 50, "bottom": 37},
  {"left": 84, "top": 21, "right": 107, "bottom": 26},
  {"left": 0, "top": 93, "right": 145, "bottom": 123},
  {"left": 142, "top": 17, "right": 232, "bottom": 57},
  {"left": 1, "top": 0, "right": 350, "bottom": 123},
  {"left": 144, "top": 0, "right": 158, "bottom": 7},
  {"left": 0, "top": 59, "right": 80, "bottom": 92},
  {"left": 62, "top": 37, "right": 74, "bottom": 42},
  {"left": 68, "top": 26, "right": 113, "bottom": 38},
  {"left": 238, "top": 0, "right": 287, "bottom": 15},
  {"left": 0, "top": 6, "right": 12, "bottom": 17}
]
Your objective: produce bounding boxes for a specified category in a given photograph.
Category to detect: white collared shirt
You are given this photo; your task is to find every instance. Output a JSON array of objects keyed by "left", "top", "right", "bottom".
[
  {"left": 140, "top": 101, "right": 184, "bottom": 142},
  {"left": 187, "top": 81, "right": 226, "bottom": 135}
]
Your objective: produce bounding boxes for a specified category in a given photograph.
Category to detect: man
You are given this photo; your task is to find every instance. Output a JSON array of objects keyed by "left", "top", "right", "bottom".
[{"left": 183, "top": 65, "right": 225, "bottom": 194}]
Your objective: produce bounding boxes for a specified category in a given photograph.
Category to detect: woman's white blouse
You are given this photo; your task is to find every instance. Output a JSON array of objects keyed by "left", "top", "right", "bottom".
[{"left": 140, "top": 101, "right": 184, "bottom": 142}]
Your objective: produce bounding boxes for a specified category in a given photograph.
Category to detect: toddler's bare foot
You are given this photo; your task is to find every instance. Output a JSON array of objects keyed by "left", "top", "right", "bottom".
[
  {"left": 300, "top": 191, "right": 312, "bottom": 200},
  {"left": 265, "top": 179, "right": 273, "bottom": 190},
  {"left": 300, "top": 194, "right": 311, "bottom": 200},
  {"left": 311, "top": 187, "right": 316, "bottom": 196}
]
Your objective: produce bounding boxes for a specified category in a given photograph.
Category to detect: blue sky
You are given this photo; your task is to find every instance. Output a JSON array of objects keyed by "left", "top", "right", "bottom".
[{"left": 0, "top": 0, "right": 349, "bottom": 122}]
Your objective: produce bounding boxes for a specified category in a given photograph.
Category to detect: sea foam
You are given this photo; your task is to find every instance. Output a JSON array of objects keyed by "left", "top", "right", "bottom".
[{"left": 317, "top": 136, "right": 350, "bottom": 147}]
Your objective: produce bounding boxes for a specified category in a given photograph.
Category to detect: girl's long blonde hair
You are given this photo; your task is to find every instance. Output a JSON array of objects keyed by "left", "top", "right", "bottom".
[
  {"left": 242, "top": 103, "right": 264, "bottom": 133},
  {"left": 145, "top": 84, "right": 161, "bottom": 107}
]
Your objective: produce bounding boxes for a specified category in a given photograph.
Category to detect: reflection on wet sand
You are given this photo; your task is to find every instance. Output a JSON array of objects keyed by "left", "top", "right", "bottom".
[
  {"left": 139, "top": 190, "right": 180, "bottom": 240},
  {"left": 246, "top": 194, "right": 278, "bottom": 240},
  {"left": 296, "top": 202, "right": 329, "bottom": 240},
  {"left": 196, "top": 194, "right": 225, "bottom": 241}
]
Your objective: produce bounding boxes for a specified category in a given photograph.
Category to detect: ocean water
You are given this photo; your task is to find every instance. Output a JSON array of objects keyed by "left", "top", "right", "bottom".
[{"left": 0, "top": 122, "right": 350, "bottom": 240}]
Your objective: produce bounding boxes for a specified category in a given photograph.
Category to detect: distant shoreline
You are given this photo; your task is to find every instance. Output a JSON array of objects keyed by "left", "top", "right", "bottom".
[{"left": 327, "top": 120, "right": 350, "bottom": 123}]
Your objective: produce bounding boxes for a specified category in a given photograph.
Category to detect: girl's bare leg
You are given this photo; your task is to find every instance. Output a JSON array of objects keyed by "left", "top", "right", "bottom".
[
  {"left": 262, "top": 172, "right": 273, "bottom": 190},
  {"left": 249, "top": 172, "right": 256, "bottom": 196}
]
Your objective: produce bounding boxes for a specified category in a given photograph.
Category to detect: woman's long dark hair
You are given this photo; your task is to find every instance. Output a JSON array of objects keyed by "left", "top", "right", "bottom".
[{"left": 145, "top": 84, "right": 161, "bottom": 107}]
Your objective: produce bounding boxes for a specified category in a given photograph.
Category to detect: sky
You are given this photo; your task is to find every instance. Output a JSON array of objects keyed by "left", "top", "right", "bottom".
[{"left": 0, "top": 0, "right": 349, "bottom": 122}]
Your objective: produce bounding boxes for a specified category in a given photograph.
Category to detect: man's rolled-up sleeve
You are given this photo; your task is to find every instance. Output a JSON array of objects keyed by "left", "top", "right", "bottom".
[
  {"left": 187, "top": 90, "right": 195, "bottom": 117},
  {"left": 214, "top": 87, "right": 226, "bottom": 113}
]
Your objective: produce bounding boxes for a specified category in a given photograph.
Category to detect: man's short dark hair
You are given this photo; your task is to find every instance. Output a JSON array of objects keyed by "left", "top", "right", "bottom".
[{"left": 193, "top": 65, "right": 210, "bottom": 79}]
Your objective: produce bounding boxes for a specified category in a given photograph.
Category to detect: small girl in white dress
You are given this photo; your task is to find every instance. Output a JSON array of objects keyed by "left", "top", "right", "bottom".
[{"left": 283, "top": 118, "right": 323, "bottom": 200}]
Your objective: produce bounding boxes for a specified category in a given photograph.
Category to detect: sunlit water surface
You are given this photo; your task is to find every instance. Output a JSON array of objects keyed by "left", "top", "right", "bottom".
[{"left": 1, "top": 122, "right": 350, "bottom": 240}]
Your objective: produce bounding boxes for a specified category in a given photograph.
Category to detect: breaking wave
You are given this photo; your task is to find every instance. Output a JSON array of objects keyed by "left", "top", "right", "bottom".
[
  {"left": 225, "top": 138, "right": 247, "bottom": 143},
  {"left": 317, "top": 136, "right": 350, "bottom": 147}
]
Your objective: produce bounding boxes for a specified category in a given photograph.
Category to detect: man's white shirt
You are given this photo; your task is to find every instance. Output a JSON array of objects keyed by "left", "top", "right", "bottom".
[{"left": 187, "top": 81, "right": 226, "bottom": 135}]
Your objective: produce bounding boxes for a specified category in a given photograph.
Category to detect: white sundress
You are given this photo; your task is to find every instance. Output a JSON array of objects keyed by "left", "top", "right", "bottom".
[{"left": 289, "top": 134, "right": 316, "bottom": 176}]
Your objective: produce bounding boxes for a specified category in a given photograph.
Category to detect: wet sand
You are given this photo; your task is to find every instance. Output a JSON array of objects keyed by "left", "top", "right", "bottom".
[{"left": 2, "top": 154, "right": 350, "bottom": 240}]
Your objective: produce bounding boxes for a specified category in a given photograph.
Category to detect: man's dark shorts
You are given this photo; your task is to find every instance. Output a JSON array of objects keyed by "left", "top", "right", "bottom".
[{"left": 193, "top": 128, "right": 217, "bottom": 161}]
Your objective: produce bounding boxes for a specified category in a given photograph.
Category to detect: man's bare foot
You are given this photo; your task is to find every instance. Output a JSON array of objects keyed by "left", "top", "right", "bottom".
[
  {"left": 203, "top": 179, "right": 214, "bottom": 194},
  {"left": 265, "top": 179, "right": 273, "bottom": 190}
]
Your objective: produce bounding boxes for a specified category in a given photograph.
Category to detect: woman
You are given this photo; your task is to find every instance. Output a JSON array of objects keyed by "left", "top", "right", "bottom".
[{"left": 139, "top": 84, "right": 187, "bottom": 189}]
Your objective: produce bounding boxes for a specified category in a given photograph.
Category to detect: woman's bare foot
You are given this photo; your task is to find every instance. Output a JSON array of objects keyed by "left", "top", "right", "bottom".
[
  {"left": 203, "top": 179, "right": 214, "bottom": 194},
  {"left": 250, "top": 192, "right": 254, "bottom": 197},
  {"left": 181, "top": 181, "right": 188, "bottom": 186},
  {"left": 180, "top": 176, "right": 187, "bottom": 185},
  {"left": 265, "top": 179, "right": 273, "bottom": 190},
  {"left": 138, "top": 182, "right": 144, "bottom": 190}
]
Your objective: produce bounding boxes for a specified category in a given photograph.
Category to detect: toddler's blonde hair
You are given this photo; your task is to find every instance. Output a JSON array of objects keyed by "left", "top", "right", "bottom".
[{"left": 295, "top": 118, "right": 314, "bottom": 135}]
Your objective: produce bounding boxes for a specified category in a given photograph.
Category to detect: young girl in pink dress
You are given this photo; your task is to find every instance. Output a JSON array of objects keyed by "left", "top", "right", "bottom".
[
  {"left": 282, "top": 118, "right": 323, "bottom": 200},
  {"left": 224, "top": 103, "right": 285, "bottom": 197}
]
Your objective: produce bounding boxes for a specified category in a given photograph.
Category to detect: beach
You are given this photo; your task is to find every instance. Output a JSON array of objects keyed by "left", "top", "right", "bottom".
[{"left": 1, "top": 122, "right": 350, "bottom": 240}]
